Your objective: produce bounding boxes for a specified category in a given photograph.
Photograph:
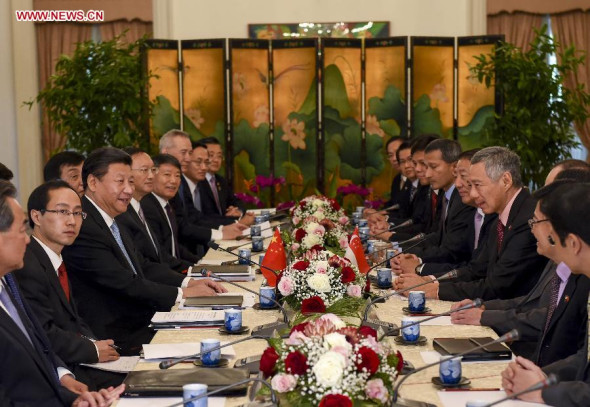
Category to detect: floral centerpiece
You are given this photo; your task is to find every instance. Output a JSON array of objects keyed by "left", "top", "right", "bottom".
[
  {"left": 260, "top": 314, "right": 404, "bottom": 406},
  {"left": 291, "top": 195, "right": 348, "bottom": 228},
  {"left": 277, "top": 250, "right": 366, "bottom": 320}
]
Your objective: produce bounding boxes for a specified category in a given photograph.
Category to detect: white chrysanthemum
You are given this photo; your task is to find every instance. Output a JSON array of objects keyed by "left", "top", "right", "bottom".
[
  {"left": 319, "top": 313, "right": 346, "bottom": 329},
  {"left": 304, "top": 222, "right": 320, "bottom": 234},
  {"left": 307, "top": 273, "right": 331, "bottom": 292},
  {"left": 314, "top": 211, "right": 325, "bottom": 221},
  {"left": 312, "top": 199, "right": 324, "bottom": 208},
  {"left": 302, "top": 233, "right": 321, "bottom": 248},
  {"left": 323, "top": 332, "right": 350, "bottom": 350},
  {"left": 312, "top": 351, "right": 346, "bottom": 387}
]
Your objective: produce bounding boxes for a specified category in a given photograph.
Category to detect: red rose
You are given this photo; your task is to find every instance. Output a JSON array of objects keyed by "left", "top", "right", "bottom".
[
  {"left": 290, "top": 322, "right": 309, "bottom": 334},
  {"left": 259, "top": 346, "right": 279, "bottom": 378},
  {"left": 319, "top": 394, "right": 352, "bottom": 407},
  {"left": 294, "top": 228, "right": 307, "bottom": 242},
  {"left": 284, "top": 351, "right": 308, "bottom": 375},
  {"left": 292, "top": 260, "right": 309, "bottom": 271},
  {"left": 329, "top": 199, "right": 341, "bottom": 211},
  {"left": 310, "top": 244, "right": 325, "bottom": 252},
  {"left": 301, "top": 296, "right": 326, "bottom": 315},
  {"left": 396, "top": 350, "right": 404, "bottom": 372},
  {"left": 356, "top": 346, "right": 380, "bottom": 376},
  {"left": 359, "top": 325, "right": 377, "bottom": 339},
  {"left": 341, "top": 266, "right": 356, "bottom": 283},
  {"left": 364, "top": 278, "right": 371, "bottom": 294},
  {"left": 299, "top": 200, "right": 306, "bottom": 208}
]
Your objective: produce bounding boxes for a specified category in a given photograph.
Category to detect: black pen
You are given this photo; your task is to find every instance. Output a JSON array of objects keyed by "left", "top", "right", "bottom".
[{"left": 82, "top": 335, "right": 121, "bottom": 351}]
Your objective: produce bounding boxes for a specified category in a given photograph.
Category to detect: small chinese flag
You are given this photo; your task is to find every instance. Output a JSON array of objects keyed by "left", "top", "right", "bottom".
[
  {"left": 345, "top": 228, "right": 370, "bottom": 274},
  {"left": 260, "top": 228, "right": 287, "bottom": 286}
]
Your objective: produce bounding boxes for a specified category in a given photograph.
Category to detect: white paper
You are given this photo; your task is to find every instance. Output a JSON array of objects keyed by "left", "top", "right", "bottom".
[
  {"left": 421, "top": 350, "right": 515, "bottom": 365},
  {"left": 438, "top": 390, "right": 549, "bottom": 406},
  {"left": 116, "top": 397, "right": 226, "bottom": 407},
  {"left": 142, "top": 342, "right": 236, "bottom": 360},
  {"left": 401, "top": 316, "right": 453, "bottom": 326},
  {"left": 151, "top": 310, "right": 224, "bottom": 324},
  {"left": 80, "top": 356, "right": 140, "bottom": 373}
]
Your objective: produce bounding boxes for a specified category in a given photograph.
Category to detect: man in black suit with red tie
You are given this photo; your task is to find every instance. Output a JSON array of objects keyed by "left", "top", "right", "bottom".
[
  {"left": 0, "top": 180, "right": 124, "bottom": 406},
  {"left": 62, "top": 147, "right": 226, "bottom": 355},
  {"left": 15, "top": 180, "right": 125, "bottom": 390}
]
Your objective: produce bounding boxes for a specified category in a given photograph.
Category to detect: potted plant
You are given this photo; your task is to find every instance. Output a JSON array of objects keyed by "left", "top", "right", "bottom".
[
  {"left": 28, "top": 34, "right": 153, "bottom": 155},
  {"left": 471, "top": 25, "right": 590, "bottom": 188}
]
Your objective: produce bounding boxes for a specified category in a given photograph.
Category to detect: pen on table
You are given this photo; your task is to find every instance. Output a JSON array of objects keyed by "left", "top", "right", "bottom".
[
  {"left": 442, "top": 388, "right": 501, "bottom": 392},
  {"left": 81, "top": 335, "right": 122, "bottom": 351}
]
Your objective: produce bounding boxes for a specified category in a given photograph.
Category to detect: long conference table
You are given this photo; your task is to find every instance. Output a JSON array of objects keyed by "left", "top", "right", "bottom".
[{"left": 122, "top": 235, "right": 534, "bottom": 407}]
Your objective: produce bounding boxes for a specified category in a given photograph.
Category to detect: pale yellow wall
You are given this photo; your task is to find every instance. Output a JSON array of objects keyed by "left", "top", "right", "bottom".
[{"left": 154, "top": 0, "right": 487, "bottom": 39}]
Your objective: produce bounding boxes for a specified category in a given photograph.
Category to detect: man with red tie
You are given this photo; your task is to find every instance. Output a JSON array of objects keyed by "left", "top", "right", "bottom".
[{"left": 15, "top": 180, "right": 124, "bottom": 390}]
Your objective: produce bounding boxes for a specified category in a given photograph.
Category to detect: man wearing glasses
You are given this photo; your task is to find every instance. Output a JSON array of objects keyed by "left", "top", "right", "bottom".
[{"left": 14, "top": 180, "right": 125, "bottom": 390}]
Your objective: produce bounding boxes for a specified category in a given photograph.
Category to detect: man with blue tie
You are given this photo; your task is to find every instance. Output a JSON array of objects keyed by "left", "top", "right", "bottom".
[{"left": 0, "top": 180, "right": 124, "bottom": 406}]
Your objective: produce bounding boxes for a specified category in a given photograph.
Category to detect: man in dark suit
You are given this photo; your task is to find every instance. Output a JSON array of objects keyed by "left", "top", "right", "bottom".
[
  {"left": 394, "top": 148, "right": 496, "bottom": 277},
  {"left": 159, "top": 131, "right": 246, "bottom": 255},
  {"left": 396, "top": 147, "right": 548, "bottom": 301},
  {"left": 382, "top": 136, "right": 405, "bottom": 209},
  {"left": 199, "top": 136, "right": 252, "bottom": 224},
  {"left": 116, "top": 148, "right": 196, "bottom": 272},
  {"left": 62, "top": 147, "right": 226, "bottom": 355},
  {"left": 43, "top": 151, "right": 86, "bottom": 197},
  {"left": 0, "top": 180, "right": 124, "bottom": 406},
  {"left": 15, "top": 180, "right": 125, "bottom": 390},
  {"left": 393, "top": 139, "right": 475, "bottom": 268},
  {"left": 501, "top": 183, "right": 590, "bottom": 406},
  {"left": 142, "top": 154, "right": 201, "bottom": 265}
]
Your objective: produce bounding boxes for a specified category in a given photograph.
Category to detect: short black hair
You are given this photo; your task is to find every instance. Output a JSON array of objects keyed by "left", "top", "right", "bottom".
[
  {"left": 395, "top": 141, "right": 413, "bottom": 162},
  {"left": 385, "top": 136, "right": 405, "bottom": 150},
  {"left": 541, "top": 183, "right": 590, "bottom": 246},
  {"left": 458, "top": 148, "right": 481, "bottom": 162},
  {"left": 191, "top": 141, "right": 208, "bottom": 151},
  {"left": 555, "top": 168, "right": 590, "bottom": 183},
  {"left": 27, "top": 180, "right": 79, "bottom": 228},
  {"left": 82, "top": 147, "right": 132, "bottom": 190},
  {"left": 152, "top": 154, "right": 181, "bottom": 171},
  {"left": 122, "top": 147, "right": 145, "bottom": 157},
  {"left": 0, "top": 163, "right": 13, "bottom": 181},
  {"left": 424, "top": 139, "right": 462, "bottom": 163},
  {"left": 0, "top": 180, "right": 17, "bottom": 232},
  {"left": 43, "top": 151, "right": 85, "bottom": 182},
  {"left": 410, "top": 135, "right": 439, "bottom": 155},
  {"left": 200, "top": 137, "right": 221, "bottom": 146},
  {"left": 554, "top": 159, "right": 590, "bottom": 171}
]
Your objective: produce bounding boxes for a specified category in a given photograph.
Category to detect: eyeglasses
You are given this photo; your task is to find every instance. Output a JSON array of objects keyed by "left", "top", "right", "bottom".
[
  {"left": 528, "top": 218, "right": 550, "bottom": 229},
  {"left": 132, "top": 167, "right": 157, "bottom": 175},
  {"left": 192, "top": 160, "right": 211, "bottom": 167},
  {"left": 40, "top": 209, "right": 87, "bottom": 220}
]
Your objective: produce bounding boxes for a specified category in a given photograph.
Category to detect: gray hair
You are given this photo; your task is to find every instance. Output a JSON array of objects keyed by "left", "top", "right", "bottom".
[
  {"left": 0, "top": 181, "right": 17, "bottom": 232},
  {"left": 159, "top": 129, "right": 191, "bottom": 152},
  {"left": 471, "top": 146, "right": 523, "bottom": 187}
]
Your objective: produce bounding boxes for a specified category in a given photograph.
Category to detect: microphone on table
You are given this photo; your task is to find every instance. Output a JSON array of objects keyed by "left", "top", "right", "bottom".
[
  {"left": 366, "top": 235, "right": 432, "bottom": 275},
  {"left": 390, "top": 329, "right": 521, "bottom": 407},
  {"left": 159, "top": 335, "right": 267, "bottom": 369},
  {"left": 368, "top": 219, "right": 414, "bottom": 239},
  {"left": 481, "top": 373, "right": 558, "bottom": 407},
  {"left": 165, "top": 377, "right": 278, "bottom": 407},
  {"left": 207, "top": 242, "right": 289, "bottom": 338},
  {"left": 235, "top": 221, "right": 290, "bottom": 241},
  {"left": 361, "top": 269, "right": 459, "bottom": 336},
  {"left": 380, "top": 203, "right": 400, "bottom": 212}
]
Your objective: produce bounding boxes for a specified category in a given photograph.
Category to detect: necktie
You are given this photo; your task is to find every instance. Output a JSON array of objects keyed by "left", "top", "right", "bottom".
[
  {"left": 209, "top": 176, "right": 222, "bottom": 215},
  {"left": 193, "top": 187, "right": 202, "bottom": 211},
  {"left": 431, "top": 190, "right": 438, "bottom": 219},
  {"left": 0, "top": 279, "right": 32, "bottom": 344},
  {"left": 441, "top": 194, "right": 449, "bottom": 232},
  {"left": 473, "top": 212, "right": 484, "bottom": 250},
  {"left": 409, "top": 184, "right": 417, "bottom": 201},
  {"left": 110, "top": 221, "right": 137, "bottom": 274},
  {"left": 543, "top": 274, "right": 561, "bottom": 334},
  {"left": 164, "top": 203, "right": 180, "bottom": 257},
  {"left": 57, "top": 262, "right": 70, "bottom": 302},
  {"left": 496, "top": 220, "right": 505, "bottom": 254},
  {"left": 138, "top": 207, "right": 158, "bottom": 254}
]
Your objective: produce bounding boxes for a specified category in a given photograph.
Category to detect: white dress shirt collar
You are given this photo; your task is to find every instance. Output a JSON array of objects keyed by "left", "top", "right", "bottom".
[
  {"left": 85, "top": 195, "right": 115, "bottom": 228},
  {"left": 32, "top": 236, "right": 63, "bottom": 276}
]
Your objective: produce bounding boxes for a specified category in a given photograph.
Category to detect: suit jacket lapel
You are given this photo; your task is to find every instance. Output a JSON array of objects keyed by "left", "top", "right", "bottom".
[
  {"left": 215, "top": 175, "right": 227, "bottom": 214},
  {"left": 29, "top": 240, "right": 78, "bottom": 320},
  {"left": 127, "top": 205, "right": 162, "bottom": 261},
  {"left": 546, "top": 275, "right": 578, "bottom": 334}
]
